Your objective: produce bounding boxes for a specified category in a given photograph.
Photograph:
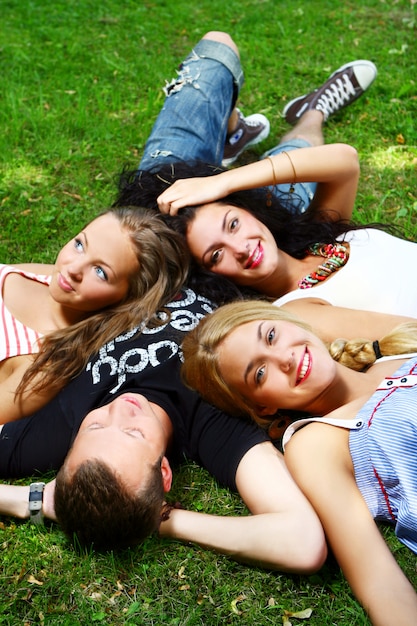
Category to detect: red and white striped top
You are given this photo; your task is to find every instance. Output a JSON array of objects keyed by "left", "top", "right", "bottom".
[{"left": 0, "top": 264, "right": 51, "bottom": 361}]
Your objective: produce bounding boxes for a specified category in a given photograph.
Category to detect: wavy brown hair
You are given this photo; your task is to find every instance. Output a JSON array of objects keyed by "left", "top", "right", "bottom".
[{"left": 17, "top": 207, "right": 189, "bottom": 397}]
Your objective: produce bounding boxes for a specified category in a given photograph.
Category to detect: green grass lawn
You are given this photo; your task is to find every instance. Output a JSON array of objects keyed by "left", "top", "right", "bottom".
[{"left": 0, "top": 0, "right": 416, "bottom": 624}]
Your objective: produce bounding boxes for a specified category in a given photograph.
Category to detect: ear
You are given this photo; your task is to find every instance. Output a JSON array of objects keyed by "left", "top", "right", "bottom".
[{"left": 161, "top": 456, "right": 173, "bottom": 493}]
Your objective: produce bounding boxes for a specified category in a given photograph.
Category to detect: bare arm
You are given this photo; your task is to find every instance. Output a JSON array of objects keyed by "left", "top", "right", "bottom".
[
  {"left": 159, "top": 441, "right": 327, "bottom": 573},
  {"left": 0, "top": 480, "right": 56, "bottom": 521},
  {"left": 0, "top": 355, "right": 58, "bottom": 424},
  {"left": 157, "top": 143, "right": 359, "bottom": 222},
  {"left": 280, "top": 299, "right": 416, "bottom": 343},
  {"left": 285, "top": 423, "right": 417, "bottom": 625},
  {"left": 1, "top": 443, "right": 325, "bottom": 576}
]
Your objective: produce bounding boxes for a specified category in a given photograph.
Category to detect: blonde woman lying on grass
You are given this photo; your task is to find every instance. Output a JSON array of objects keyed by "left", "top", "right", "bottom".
[{"left": 181, "top": 300, "right": 417, "bottom": 626}]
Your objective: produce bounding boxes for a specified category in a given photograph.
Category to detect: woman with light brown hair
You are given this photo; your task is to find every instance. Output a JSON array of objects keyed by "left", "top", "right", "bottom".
[{"left": 0, "top": 206, "right": 188, "bottom": 423}]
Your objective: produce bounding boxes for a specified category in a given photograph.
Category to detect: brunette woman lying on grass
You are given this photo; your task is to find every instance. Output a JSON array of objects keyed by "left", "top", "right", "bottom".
[{"left": 113, "top": 33, "right": 415, "bottom": 340}]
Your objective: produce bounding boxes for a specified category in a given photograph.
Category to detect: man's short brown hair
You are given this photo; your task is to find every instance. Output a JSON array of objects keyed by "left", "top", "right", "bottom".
[{"left": 54, "top": 457, "right": 164, "bottom": 550}]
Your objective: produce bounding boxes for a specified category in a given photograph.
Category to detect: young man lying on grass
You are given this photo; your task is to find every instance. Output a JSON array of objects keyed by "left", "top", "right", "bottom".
[{"left": 0, "top": 286, "right": 325, "bottom": 573}]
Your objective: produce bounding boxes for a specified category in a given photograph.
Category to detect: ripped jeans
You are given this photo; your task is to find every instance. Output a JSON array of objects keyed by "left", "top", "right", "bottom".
[{"left": 138, "top": 38, "right": 316, "bottom": 212}]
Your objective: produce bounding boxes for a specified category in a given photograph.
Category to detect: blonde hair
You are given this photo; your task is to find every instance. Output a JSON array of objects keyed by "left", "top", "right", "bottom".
[
  {"left": 181, "top": 300, "right": 312, "bottom": 421},
  {"left": 182, "top": 300, "right": 417, "bottom": 420},
  {"left": 330, "top": 321, "right": 417, "bottom": 370},
  {"left": 18, "top": 207, "right": 189, "bottom": 396}
]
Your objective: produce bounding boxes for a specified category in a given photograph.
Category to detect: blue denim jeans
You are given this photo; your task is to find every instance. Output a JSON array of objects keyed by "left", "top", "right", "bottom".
[{"left": 139, "top": 38, "right": 316, "bottom": 213}]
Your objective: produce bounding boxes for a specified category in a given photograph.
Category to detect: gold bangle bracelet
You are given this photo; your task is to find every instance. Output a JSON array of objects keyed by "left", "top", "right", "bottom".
[
  {"left": 282, "top": 150, "right": 296, "bottom": 192},
  {"left": 266, "top": 156, "right": 277, "bottom": 185},
  {"left": 265, "top": 151, "right": 297, "bottom": 205},
  {"left": 265, "top": 156, "right": 277, "bottom": 207}
]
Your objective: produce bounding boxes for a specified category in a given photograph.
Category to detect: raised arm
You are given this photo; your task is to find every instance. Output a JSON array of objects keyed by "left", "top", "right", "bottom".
[
  {"left": 280, "top": 299, "right": 416, "bottom": 343},
  {"left": 285, "top": 423, "right": 417, "bottom": 625},
  {"left": 159, "top": 441, "right": 327, "bottom": 573},
  {"left": 157, "top": 143, "right": 359, "bottom": 222}
]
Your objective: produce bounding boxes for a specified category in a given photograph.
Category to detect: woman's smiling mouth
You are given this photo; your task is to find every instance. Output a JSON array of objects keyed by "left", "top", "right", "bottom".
[
  {"left": 296, "top": 348, "right": 312, "bottom": 385},
  {"left": 245, "top": 241, "right": 264, "bottom": 269}
]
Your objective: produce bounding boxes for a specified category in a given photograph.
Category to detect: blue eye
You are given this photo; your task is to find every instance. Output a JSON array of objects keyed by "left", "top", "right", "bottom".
[
  {"left": 95, "top": 266, "right": 108, "bottom": 281},
  {"left": 74, "top": 238, "right": 84, "bottom": 251},
  {"left": 255, "top": 365, "right": 265, "bottom": 384},
  {"left": 267, "top": 328, "right": 275, "bottom": 344}
]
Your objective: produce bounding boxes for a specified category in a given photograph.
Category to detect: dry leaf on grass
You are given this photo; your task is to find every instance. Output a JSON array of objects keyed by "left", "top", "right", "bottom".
[
  {"left": 282, "top": 607, "right": 313, "bottom": 625},
  {"left": 231, "top": 594, "right": 247, "bottom": 615}
]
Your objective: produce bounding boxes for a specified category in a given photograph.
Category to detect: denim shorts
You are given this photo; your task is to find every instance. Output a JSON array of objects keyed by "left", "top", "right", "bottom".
[
  {"left": 262, "top": 139, "right": 317, "bottom": 213},
  {"left": 139, "top": 38, "right": 315, "bottom": 213}
]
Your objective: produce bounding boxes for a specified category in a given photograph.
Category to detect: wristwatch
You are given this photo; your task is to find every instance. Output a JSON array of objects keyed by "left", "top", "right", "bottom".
[{"left": 29, "top": 482, "right": 45, "bottom": 525}]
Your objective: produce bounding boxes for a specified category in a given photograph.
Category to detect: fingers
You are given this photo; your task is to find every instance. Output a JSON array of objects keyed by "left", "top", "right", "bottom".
[
  {"left": 157, "top": 194, "right": 180, "bottom": 215},
  {"left": 157, "top": 183, "right": 187, "bottom": 215},
  {"left": 157, "top": 191, "right": 172, "bottom": 214},
  {"left": 157, "top": 194, "right": 169, "bottom": 214},
  {"left": 156, "top": 175, "right": 223, "bottom": 215}
]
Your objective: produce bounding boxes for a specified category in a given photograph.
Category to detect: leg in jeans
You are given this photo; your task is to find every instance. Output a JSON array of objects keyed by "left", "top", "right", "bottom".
[
  {"left": 138, "top": 32, "right": 243, "bottom": 172},
  {"left": 138, "top": 34, "right": 376, "bottom": 216},
  {"left": 137, "top": 31, "right": 308, "bottom": 215}
]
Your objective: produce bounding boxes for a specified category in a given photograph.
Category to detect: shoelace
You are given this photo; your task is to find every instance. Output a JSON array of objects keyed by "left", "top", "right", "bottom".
[
  {"left": 316, "top": 74, "right": 356, "bottom": 120},
  {"left": 244, "top": 117, "right": 264, "bottom": 128}
]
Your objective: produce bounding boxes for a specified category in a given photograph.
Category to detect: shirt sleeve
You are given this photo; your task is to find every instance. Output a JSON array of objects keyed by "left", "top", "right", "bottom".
[
  {"left": 0, "top": 396, "right": 75, "bottom": 477},
  {"left": 188, "top": 399, "right": 269, "bottom": 491},
  {"left": 129, "top": 355, "right": 269, "bottom": 491}
]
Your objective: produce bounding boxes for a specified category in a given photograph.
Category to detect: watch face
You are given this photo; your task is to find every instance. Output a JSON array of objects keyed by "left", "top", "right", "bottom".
[
  {"left": 29, "top": 483, "right": 45, "bottom": 523},
  {"left": 29, "top": 483, "right": 45, "bottom": 499}
]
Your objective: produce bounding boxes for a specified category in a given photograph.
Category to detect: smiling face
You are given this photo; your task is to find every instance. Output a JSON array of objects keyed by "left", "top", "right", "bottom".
[
  {"left": 217, "top": 319, "right": 337, "bottom": 417},
  {"left": 49, "top": 213, "right": 139, "bottom": 313},
  {"left": 186, "top": 203, "right": 279, "bottom": 291},
  {"left": 65, "top": 393, "right": 172, "bottom": 494}
]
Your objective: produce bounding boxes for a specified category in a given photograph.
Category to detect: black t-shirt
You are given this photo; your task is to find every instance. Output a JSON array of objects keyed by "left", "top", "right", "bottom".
[{"left": 0, "top": 289, "right": 267, "bottom": 490}]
